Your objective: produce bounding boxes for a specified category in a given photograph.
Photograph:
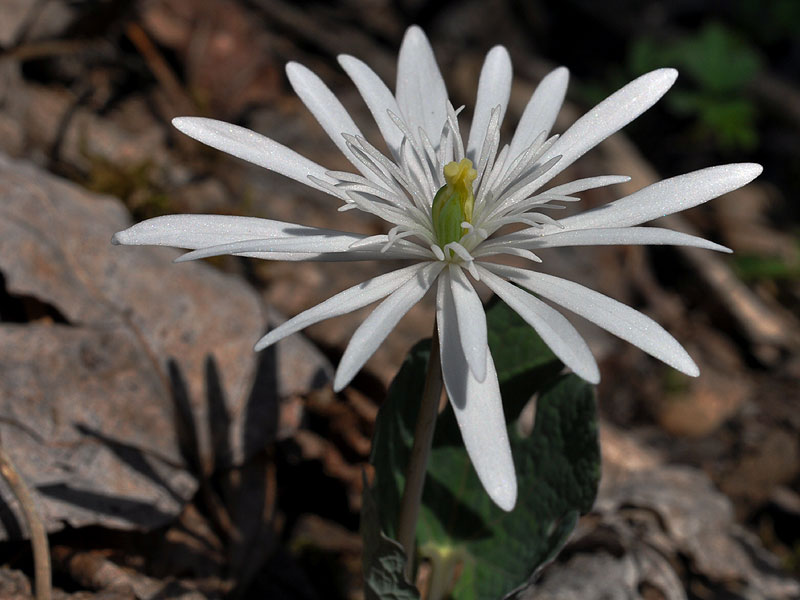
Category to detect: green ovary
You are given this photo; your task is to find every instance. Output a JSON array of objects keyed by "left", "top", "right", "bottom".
[{"left": 432, "top": 158, "right": 477, "bottom": 247}]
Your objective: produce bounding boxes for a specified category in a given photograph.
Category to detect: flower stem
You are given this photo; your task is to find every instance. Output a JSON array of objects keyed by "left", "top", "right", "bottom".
[{"left": 397, "top": 324, "right": 443, "bottom": 580}]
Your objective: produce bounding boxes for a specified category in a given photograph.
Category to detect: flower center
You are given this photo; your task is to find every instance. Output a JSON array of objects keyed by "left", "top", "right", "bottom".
[{"left": 432, "top": 158, "right": 477, "bottom": 247}]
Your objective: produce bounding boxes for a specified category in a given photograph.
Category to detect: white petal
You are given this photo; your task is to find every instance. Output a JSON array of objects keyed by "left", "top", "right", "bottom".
[
  {"left": 346, "top": 235, "right": 434, "bottom": 259},
  {"left": 286, "top": 62, "right": 369, "bottom": 176},
  {"left": 112, "top": 214, "right": 424, "bottom": 261},
  {"left": 396, "top": 26, "right": 448, "bottom": 147},
  {"left": 333, "top": 261, "right": 444, "bottom": 391},
  {"left": 173, "top": 233, "right": 373, "bottom": 262},
  {"left": 472, "top": 245, "right": 543, "bottom": 263},
  {"left": 487, "top": 264, "right": 699, "bottom": 376},
  {"left": 338, "top": 55, "right": 404, "bottom": 156},
  {"left": 241, "top": 249, "right": 422, "bottom": 262},
  {"left": 538, "top": 69, "right": 678, "bottom": 184},
  {"left": 477, "top": 266, "right": 600, "bottom": 383},
  {"left": 554, "top": 164, "right": 763, "bottom": 230},
  {"left": 172, "top": 117, "right": 335, "bottom": 194},
  {"left": 544, "top": 175, "right": 630, "bottom": 196},
  {"left": 436, "top": 277, "right": 517, "bottom": 511},
  {"left": 506, "top": 67, "right": 569, "bottom": 168},
  {"left": 255, "top": 264, "right": 425, "bottom": 350},
  {"left": 112, "top": 214, "right": 327, "bottom": 248},
  {"left": 467, "top": 46, "right": 512, "bottom": 163},
  {"left": 447, "top": 265, "right": 488, "bottom": 382},
  {"left": 539, "top": 228, "right": 725, "bottom": 253},
  {"left": 477, "top": 227, "right": 731, "bottom": 256}
]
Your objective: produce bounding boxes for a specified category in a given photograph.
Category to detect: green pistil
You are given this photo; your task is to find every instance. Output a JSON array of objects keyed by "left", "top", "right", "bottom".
[{"left": 432, "top": 158, "right": 477, "bottom": 248}]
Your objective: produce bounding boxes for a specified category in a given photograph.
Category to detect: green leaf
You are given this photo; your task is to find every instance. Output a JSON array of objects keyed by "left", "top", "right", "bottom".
[
  {"left": 675, "top": 22, "right": 762, "bottom": 92},
  {"left": 485, "top": 296, "right": 559, "bottom": 379},
  {"left": 625, "top": 22, "right": 762, "bottom": 151},
  {"left": 485, "top": 296, "right": 564, "bottom": 420},
  {"left": 732, "top": 242, "right": 800, "bottom": 282},
  {"left": 628, "top": 38, "right": 673, "bottom": 76},
  {"left": 628, "top": 23, "right": 762, "bottom": 93},
  {"left": 696, "top": 98, "right": 758, "bottom": 150},
  {"left": 361, "top": 472, "right": 421, "bottom": 600},
  {"left": 367, "top": 300, "right": 600, "bottom": 599},
  {"left": 735, "top": 0, "right": 800, "bottom": 43},
  {"left": 421, "top": 375, "right": 599, "bottom": 600}
]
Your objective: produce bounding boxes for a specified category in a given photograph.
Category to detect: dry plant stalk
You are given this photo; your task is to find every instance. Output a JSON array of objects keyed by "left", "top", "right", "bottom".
[{"left": 0, "top": 444, "right": 51, "bottom": 600}]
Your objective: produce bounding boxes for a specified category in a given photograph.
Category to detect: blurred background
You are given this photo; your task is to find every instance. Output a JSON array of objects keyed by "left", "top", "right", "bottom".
[{"left": 0, "top": 0, "right": 798, "bottom": 598}]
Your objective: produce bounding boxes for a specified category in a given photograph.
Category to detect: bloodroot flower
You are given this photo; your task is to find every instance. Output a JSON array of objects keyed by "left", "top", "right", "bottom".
[{"left": 113, "top": 26, "right": 761, "bottom": 511}]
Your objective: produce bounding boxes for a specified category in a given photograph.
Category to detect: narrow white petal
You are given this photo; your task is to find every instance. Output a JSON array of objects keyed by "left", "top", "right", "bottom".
[
  {"left": 538, "top": 69, "right": 678, "bottom": 184},
  {"left": 448, "top": 265, "right": 488, "bottom": 382},
  {"left": 112, "top": 214, "right": 426, "bottom": 261},
  {"left": 255, "top": 264, "right": 425, "bottom": 350},
  {"left": 112, "top": 214, "right": 330, "bottom": 248},
  {"left": 487, "top": 264, "right": 699, "bottom": 376},
  {"left": 172, "top": 117, "right": 336, "bottom": 194},
  {"left": 173, "top": 233, "right": 372, "bottom": 262},
  {"left": 396, "top": 26, "right": 448, "bottom": 147},
  {"left": 338, "top": 55, "right": 404, "bottom": 156},
  {"left": 471, "top": 245, "right": 543, "bottom": 262},
  {"left": 333, "top": 262, "right": 444, "bottom": 391},
  {"left": 544, "top": 175, "right": 630, "bottom": 196},
  {"left": 506, "top": 67, "right": 569, "bottom": 168},
  {"left": 239, "top": 250, "right": 421, "bottom": 262},
  {"left": 477, "top": 266, "right": 600, "bottom": 383},
  {"left": 554, "top": 164, "right": 763, "bottom": 230},
  {"left": 286, "top": 62, "right": 370, "bottom": 176},
  {"left": 242, "top": 249, "right": 426, "bottom": 262},
  {"left": 437, "top": 277, "right": 517, "bottom": 511},
  {"left": 477, "top": 227, "right": 731, "bottom": 255},
  {"left": 467, "top": 46, "right": 512, "bottom": 163},
  {"left": 349, "top": 234, "right": 434, "bottom": 257}
]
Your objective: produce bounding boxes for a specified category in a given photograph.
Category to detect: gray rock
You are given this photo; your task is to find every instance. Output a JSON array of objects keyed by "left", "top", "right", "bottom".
[
  {"left": 522, "top": 462, "right": 800, "bottom": 600},
  {"left": 0, "top": 153, "right": 331, "bottom": 539}
]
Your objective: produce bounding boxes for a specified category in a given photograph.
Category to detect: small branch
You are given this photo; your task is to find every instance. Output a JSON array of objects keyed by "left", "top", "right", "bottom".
[
  {"left": 397, "top": 325, "right": 443, "bottom": 579},
  {"left": 0, "top": 446, "right": 51, "bottom": 600},
  {"left": 125, "top": 22, "right": 196, "bottom": 120},
  {"left": 51, "top": 546, "right": 164, "bottom": 598}
]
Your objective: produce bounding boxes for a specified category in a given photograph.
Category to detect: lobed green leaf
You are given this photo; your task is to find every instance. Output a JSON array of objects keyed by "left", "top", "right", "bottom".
[{"left": 363, "top": 300, "right": 600, "bottom": 598}]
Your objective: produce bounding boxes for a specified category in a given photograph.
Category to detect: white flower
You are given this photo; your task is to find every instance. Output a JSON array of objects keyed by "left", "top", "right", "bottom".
[{"left": 113, "top": 26, "right": 761, "bottom": 511}]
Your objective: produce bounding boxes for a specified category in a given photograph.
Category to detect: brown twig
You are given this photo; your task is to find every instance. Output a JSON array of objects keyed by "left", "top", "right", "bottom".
[
  {"left": 0, "top": 445, "right": 51, "bottom": 600},
  {"left": 0, "top": 39, "right": 91, "bottom": 61},
  {"left": 125, "top": 21, "right": 196, "bottom": 119},
  {"left": 51, "top": 546, "right": 160, "bottom": 598},
  {"left": 247, "top": 0, "right": 396, "bottom": 79}
]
